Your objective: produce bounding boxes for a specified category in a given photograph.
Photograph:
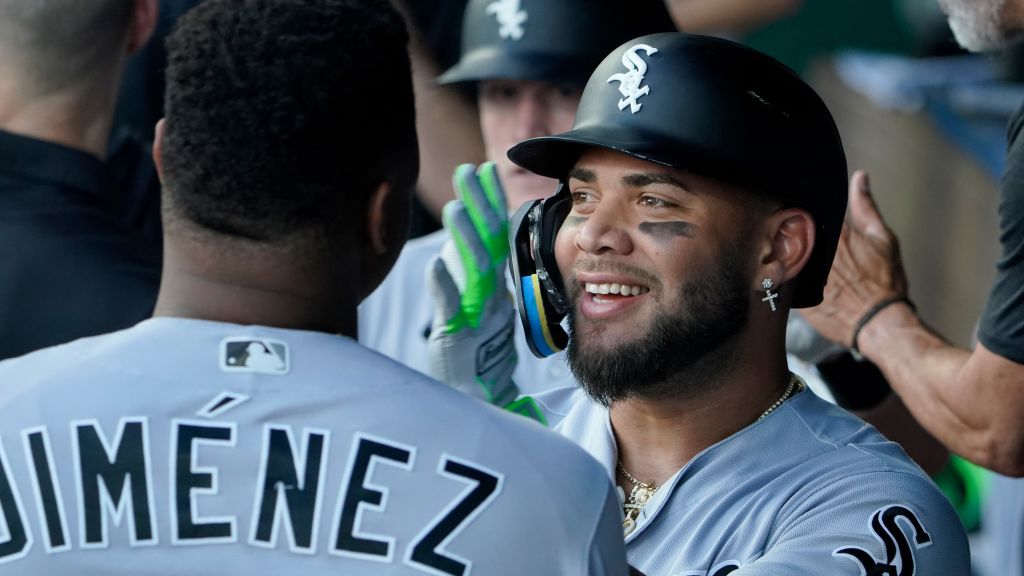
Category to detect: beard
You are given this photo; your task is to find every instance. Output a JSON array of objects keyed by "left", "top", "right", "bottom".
[
  {"left": 941, "top": 0, "right": 1013, "bottom": 52},
  {"left": 565, "top": 244, "right": 751, "bottom": 407}
]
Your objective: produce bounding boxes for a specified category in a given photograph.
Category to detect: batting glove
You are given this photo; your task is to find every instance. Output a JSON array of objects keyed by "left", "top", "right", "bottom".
[{"left": 427, "top": 163, "right": 519, "bottom": 407}]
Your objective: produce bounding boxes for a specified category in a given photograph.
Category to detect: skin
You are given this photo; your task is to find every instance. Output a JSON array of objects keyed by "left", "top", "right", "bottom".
[
  {"left": 555, "top": 148, "right": 815, "bottom": 486},
  {"left": 478, "top": 79, "right": 582, "bottom": 211},
  {"left": 803, "top": 171, "right": 1024, "bottom": 475},
  {"left": 0, "top": 0, "right": 156, "bottom": 159},
  {"left": 151, "top": 120, "right": 410, "bottom": 339},
  {"left": 665, "top": 0, "right": 802, "bottom": 34},
  {"left": 398, "top": 3, "right": 486, "bottom": 221}
]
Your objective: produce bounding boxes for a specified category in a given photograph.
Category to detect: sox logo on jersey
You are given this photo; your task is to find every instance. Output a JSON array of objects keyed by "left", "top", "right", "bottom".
[{"left": 834, "top": 505, "right": 932, "bottom": 576}]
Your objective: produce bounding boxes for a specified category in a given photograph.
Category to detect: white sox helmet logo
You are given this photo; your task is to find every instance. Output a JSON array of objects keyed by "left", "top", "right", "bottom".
[
  {"left": 834, "top": 505, "right": 932, "bottom": 576},
  {"left": 485, "top": 0, "right": 528, "bottom": 41},
  {"left": 606, "top": 43, "right": 658, "bottom": 114}
]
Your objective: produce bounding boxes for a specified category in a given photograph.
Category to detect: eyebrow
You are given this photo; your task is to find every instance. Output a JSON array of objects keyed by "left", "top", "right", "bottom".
[
  {"left": 567, "top": 168, "right": 596, "bottom": 183},
  {"left": 567, "top": 167, "right": 690, "bottom": 191},
  {"left": 622, "top": 172, "right": 690, "bottom": 191}
]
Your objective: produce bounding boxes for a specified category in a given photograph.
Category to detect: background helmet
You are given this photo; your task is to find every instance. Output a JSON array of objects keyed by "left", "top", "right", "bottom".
[
  {"left": 438, "top": 0, "right": 674, "bottom": 86},
  {"left": 509, "top": 32, "right": 849, "bottom": 308}
]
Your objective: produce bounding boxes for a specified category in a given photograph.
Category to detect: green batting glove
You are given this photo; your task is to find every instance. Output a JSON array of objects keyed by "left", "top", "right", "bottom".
[
  {"left": 440, "top": 162, "right": 509, "bottom": 331},
  {"left": 426, "top": 162, "right": 519, "bottom": 406}
]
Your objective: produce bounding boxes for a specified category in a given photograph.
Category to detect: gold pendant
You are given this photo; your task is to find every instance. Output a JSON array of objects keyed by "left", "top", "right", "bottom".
[
  {"left": 622, "top": 514, "right": 636, "bottom": 536},
  {"left": 631, "top": 483, "right": 655, "bottom": 506}
]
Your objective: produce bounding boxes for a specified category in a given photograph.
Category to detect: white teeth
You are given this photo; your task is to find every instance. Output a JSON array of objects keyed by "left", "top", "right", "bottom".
[{"left": 584, "top": 282, "right": 649, "bottom": 296}]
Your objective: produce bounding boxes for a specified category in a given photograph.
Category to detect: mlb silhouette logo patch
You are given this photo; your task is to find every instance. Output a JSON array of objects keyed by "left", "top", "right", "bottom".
[{"left": 221, "top": 338, "right": 290, "bottom": 374}]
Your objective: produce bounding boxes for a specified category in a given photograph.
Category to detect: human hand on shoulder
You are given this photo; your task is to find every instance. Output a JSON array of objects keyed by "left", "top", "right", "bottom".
[{"left": 804, "top": 171, "right": 913, "bottom": 354}]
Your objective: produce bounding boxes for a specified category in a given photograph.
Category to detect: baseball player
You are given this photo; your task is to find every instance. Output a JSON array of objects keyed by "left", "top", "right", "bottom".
[
  {"left": 501, "top": 32, "right": 970, "bottom": 574},
  {"left": 358, "top": 0, "right": 674, "bottom": 403},
  {"left": 0, "top": 1, "right": 628, "bottom": 574},
  {"left": 378, "top": 3, "right": 949, "bottom": 484}
]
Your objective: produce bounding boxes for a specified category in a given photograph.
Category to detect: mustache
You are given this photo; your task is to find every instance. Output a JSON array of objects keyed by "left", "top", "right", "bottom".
[{"left": 567, "top": 259, "right": 662, "bottom": 297}]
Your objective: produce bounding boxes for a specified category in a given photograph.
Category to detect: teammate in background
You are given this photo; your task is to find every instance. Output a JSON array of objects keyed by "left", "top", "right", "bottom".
[
  {"left": 504, "top": 32, "right": 969, "bottom": 573},
  {"left": 0, "top": 1, "right": 629, "bottom": 573},
  {"left": 0, "top": 0, "right": 160, "bottom": 360},
  {"left": 358, "top": 0, "right": 675, "bottom": 400}
]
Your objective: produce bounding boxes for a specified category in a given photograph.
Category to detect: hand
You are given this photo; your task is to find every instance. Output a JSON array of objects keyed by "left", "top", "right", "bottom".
[
  {"left": 426, "top": 163, "right": 519, "bottom": 405},
  {"left": 803, "top": 171, "right": 910, "bottom": 348}
]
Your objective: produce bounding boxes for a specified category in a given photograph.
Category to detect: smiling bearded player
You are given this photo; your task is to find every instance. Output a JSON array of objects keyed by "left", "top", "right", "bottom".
[{"left": 501, "top": 33, "right": 970, "bottom": 575}]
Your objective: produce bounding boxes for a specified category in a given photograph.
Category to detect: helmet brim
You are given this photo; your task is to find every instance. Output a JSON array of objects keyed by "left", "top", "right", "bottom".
[{"left": 437, "top": 49, "right": 594, "bottom": 86}]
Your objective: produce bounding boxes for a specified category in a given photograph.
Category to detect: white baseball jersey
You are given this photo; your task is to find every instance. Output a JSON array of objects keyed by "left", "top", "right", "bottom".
[
  {"left": 532, "top": 379, "right": 971, "bottom": 576},
  {"left": 0, "top": 318, "right": 628, "bottom": 575},
  {"left": 359, "top": 229, "right": 575, "bottom": 395}
]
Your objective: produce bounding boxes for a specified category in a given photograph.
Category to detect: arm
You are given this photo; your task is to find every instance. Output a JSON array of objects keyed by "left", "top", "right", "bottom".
[
  {"left": 664, "top": 0, "right": 802, "bottom": 34},
  {"left": 804, "top": 171, "right": 1024, "bottom": 476}
]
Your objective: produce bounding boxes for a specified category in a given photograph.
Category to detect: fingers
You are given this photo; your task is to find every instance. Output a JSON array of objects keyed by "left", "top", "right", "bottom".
[
  {"left": 443, "top": 201, "right": 492, "bottom": 274},
  {"left": 427, "top": 255, "right": 465, "bottom": 334},
  {"left": 454, "top": 163, "right": 506, "bottom": 244},
  {"left": 847, "top": 170, "right": 889, "bottom": 240},
  {"left": 477, "top": 162, "right": 509, "bottom": 222}
]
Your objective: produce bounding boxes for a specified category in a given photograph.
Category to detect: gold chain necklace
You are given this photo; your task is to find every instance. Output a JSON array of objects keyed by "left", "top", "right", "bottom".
[
  {"left": 758, "top": 375, "right": 802, "bottom": 421},
  {"left": 617, "top": 461, "right": 657, "bottom": 536},
  {"left": 616, "top": 375, "right": 803, "bottom": 536}
]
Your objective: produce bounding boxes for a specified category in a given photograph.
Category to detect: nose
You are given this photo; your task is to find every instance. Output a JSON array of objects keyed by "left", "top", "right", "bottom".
[
  {"left": 513, "top": 95, "right": 551, "bottom": 141},
  {"left": 573, "top": 204, "right": 633, "bottom": 256}
]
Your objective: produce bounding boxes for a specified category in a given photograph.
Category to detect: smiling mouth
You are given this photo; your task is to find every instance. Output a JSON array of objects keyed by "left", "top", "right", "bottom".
[{"left": 584, "top": 282, "right": 650, "bottom": 301}]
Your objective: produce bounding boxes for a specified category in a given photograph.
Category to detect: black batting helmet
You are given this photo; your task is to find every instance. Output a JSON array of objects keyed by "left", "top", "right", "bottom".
[
  {"left": 438, "top": 0, "right": 674, "bottom": 87},
  {"left": 509, "top": 32, "right": 848, "bottom": 309}
]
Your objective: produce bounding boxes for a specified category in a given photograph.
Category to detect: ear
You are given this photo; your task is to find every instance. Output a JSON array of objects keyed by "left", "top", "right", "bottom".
[
  {"left": 366, "top": 180, "right": 395, "bottom": 256},
  {"left": 152, "top": 118, "right": 166, "bottom": 183},
  {"left": 127, "top": 0, "right": 158, "bottom": 55},
  {"left": 754, "top": 207, "right": 815, "bottom": 290}
]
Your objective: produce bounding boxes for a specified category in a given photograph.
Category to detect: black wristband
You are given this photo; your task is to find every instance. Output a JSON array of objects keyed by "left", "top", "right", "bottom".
[
  {"left": 850, "top": 296, "right": 915, "bottom": 361},
  {"left": 816, "top": 352, "right": 892, "bottom": 411}
]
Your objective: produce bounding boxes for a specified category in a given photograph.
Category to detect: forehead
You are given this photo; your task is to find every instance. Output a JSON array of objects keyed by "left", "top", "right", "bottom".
[{"left": 569, "top": 148, "right": 703, "bottom": 189}]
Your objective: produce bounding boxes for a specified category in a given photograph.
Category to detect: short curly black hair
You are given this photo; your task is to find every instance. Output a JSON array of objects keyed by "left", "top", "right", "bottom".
[{"left": 161, "top": 0, "right": 418, "bottom": 241}]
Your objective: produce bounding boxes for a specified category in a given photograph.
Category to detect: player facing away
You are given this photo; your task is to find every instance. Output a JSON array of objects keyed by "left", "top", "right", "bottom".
[
  {"left": 0, "top": 1, "right": 628, "bottom": 574},
  {"left": 504, "top": 33, "right": 970, "bottom": 574}
]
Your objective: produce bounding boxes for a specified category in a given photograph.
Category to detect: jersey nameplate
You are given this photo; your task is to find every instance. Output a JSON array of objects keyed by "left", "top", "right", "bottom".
[{"left": 0, "top": 421, "right": 503, "bottom": 575}]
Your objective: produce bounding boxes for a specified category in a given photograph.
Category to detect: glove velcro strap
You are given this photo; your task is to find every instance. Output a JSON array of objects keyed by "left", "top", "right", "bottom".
[{"left": 503, "top": 396, "right": 548, "bottom": 426}]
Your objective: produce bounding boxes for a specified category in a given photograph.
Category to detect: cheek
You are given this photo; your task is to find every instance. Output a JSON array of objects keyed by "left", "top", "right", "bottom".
[
  {"left": 478, "top": 104, "right": 513, "bottom": 157},
  {"left": 553, "top": 224, "right": 577, "bottom": 280},
  {"left": 550, "top": 105, "right": 577, "bottom": 134}
]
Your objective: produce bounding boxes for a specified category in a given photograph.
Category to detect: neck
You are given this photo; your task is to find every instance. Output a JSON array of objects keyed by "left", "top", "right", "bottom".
[
  {"left": 153, "top": 227, "right": 361, "bottom": 338},
  {"left": 0, "top": 62, "right": 122, "bottom": 159},
  {"left": 611, "top": 323, "right": 791, "bottom": 487}
]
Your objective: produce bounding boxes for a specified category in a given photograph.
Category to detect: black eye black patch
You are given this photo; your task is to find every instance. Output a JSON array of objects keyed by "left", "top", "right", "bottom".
[
  {"left": 564, "top": 215, "right": 589, "bottom": 227},
  {"left": 638, "top": 221, "right": 696, "bottom": 239}
]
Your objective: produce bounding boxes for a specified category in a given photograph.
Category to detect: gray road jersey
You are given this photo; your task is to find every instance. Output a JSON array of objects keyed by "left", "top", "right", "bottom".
[
  {"left": 0, "top": 318, "right": 627, "bottom": 575},
  {"left": 532, "top": 381, "right": 971, "bottom": 576}
]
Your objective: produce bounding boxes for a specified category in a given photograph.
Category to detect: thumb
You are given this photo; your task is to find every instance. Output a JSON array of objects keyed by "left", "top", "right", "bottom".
[
  {"left": 848, "top": 170, "right": 887, "bottom": 239},
  {"left": 427, "top": 256, "right": 464, "bottom": 333}
]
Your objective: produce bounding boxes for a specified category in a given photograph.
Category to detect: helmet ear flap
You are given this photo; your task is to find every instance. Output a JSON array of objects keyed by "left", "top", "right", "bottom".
[{"left": 509, "top": 185, "right": 571, "bottom": 358}]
